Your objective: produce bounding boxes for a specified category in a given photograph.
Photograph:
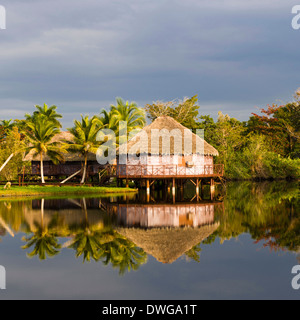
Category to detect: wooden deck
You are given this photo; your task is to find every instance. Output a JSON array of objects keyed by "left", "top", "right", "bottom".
[{"left": 110, "top": 164, "right": 224, "bottom": 179}]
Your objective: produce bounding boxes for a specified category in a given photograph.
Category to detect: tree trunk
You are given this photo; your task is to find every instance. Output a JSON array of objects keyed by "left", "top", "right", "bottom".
[
  {"left": 40, "top": 153, "right": 45, "bottom": 184},
  {"left": 0, "top": 153, "right": 14, "bottom": 173},
  {"left": 81, "top": 154, "right": 88, "bottom": 184}
]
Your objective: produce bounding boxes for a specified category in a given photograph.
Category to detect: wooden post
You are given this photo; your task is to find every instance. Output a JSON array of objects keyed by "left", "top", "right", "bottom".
[
  {"left": 146, "top": 179, "right": 150, "bottom": 203},
  {"left": 126, "top": 178, "right": 129, "bottom": 188},
  {"left": 210, "top": 178, "right": 215, "bottom": 201},
  {"left": 22, "top": 166, "right": 25, "bottom": 186},
  {"left": 172, "top": 178, "right": 176, "bottom": 203}
]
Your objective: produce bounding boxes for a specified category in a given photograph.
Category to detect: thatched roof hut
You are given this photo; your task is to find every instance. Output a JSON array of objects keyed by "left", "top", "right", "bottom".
[
  {"left": 117, "top": 223, "right": 219, "bottom": 264},
  {"left": 118, "top": 115, "right": 219, "bottom": 156},
  {"left": 23, "top": 131, "right": 102, "bottom": 177},
  {"left": 23, "top": 131, "right": 97, "bottom": 162}
]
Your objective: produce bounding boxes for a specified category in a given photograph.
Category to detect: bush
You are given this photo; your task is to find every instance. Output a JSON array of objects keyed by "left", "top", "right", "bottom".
[{"left": 262, "top": 153, "right": 300, "bottom": 179}]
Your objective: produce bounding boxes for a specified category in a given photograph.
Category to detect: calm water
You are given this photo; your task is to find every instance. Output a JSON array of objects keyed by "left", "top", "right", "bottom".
[{"left": 0, "top": 181, "right": 299, "bottom": 300}]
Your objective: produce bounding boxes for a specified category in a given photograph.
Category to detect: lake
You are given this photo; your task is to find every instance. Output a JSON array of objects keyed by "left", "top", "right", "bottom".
[{"left": 0, "top": 181, "right": 299, "bottom": 300}]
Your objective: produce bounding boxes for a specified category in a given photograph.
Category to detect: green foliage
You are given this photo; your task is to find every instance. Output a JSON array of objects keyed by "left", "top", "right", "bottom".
[
  {"left": 262, "top": 153, "right": 300, "bottom": 179},
  {"left": 25, "top": 104, "right": 62, "bottom": 128},
  {"left": 67, "top": 115, "right": 101, "bottom": 184},
  {"left": 145, "top": 95, "right": 200, "bottom": 129},
  {"left": 0, "top": 127, "right": 28, "bottom": 181},
  {"left": 95, "top": 98, "right": 146, "bottom": 146}
]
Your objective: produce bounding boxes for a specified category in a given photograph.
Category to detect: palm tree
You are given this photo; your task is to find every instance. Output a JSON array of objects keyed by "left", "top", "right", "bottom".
[
  {"left": 24, "top": 117, "right": 64, "bottom": 183},
  {"left": 0, "top": 119, "right": 14, "bottom": 132},
  {"left": 109, "top": 98, "right": 146, "bottom": 144},
  {"left": 25, "top": 104, "right": 62, "bottom": 128},
  {"left": 67, "top": 116, "right": 100, "bottom": 184}
]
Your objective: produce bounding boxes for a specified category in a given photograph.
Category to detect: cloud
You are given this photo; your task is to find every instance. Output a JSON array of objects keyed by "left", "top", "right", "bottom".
[{"left": 0, "top": 0, "right": 299, "bottom": 122}]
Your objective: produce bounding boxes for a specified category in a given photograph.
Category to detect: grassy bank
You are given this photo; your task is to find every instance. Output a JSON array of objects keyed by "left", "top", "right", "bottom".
[{"left": 0, "top": 185, "right": 137, "bottom": 199}]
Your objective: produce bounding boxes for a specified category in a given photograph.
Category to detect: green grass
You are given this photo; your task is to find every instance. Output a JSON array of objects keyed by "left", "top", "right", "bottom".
[{"left": 0, "top": 185, "right": 137, "bottom": 199}]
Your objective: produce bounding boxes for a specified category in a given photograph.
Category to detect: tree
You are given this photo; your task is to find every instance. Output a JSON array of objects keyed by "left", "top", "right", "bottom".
[
  {"left": 214, "top": 112, "right": 246, "bottom": 168},
  {"left": 0, "top": 127, "right": 26, "bottom": 181},
  {"left": 67, "top": 116, "right": 100, "bottom": 184},
  {"left": 196, "top": 115, "right": 217, "bottom": 146},
  {"left": 145, "top": 95, "right": 200, "bottom": 129},
  {"left": 251, "top": 91, "right": 300, "bottom": 158},
  {"left": 109, "top": 98, "right": 146, "bottom": 145},
  {"left": 24, "top": 117, "right": 64, "bottom": 183},
  {"left": 25, "top": 104, "right": 63, "bottom": 128}
]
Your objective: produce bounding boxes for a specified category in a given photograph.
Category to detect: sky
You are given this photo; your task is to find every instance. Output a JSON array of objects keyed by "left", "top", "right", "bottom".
[{"left": 0, "top": 0, "right": 299, "bottom": 128}]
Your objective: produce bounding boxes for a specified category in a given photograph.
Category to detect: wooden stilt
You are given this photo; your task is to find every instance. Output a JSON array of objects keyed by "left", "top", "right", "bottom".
[
  {"left": 196, "top": 178, "right": 199, "bottom": 201},
  {"left": 172, "top": 178, "right": 176, "bottom": 203},
  {"left": 146, "top": 179, "right": 150, "bottom": 203},
  {"left": 210, "top": 178, "right": 215, "bottom": 200}
]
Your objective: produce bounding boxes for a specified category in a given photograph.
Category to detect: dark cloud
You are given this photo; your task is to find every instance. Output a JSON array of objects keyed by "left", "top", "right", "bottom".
[{"left": 0, "top": 0, "right": 299, "bottom": 126}]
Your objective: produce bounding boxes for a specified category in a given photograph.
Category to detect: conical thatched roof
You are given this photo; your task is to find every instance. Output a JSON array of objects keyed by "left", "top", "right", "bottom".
[
  {"left": 117, "top": 223, "right": 220, "bottom": 264},
  {"left": 23, "top": 131, "right": 97, "bottom": 162},
  {"left": 118, "top": 115, "right": 219, "bottom": 156}
]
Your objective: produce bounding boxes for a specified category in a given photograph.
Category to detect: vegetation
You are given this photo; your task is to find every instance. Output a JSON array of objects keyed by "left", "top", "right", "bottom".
[
  {"left": 196, "top": 90, "right": 300, "bottom": 180},
  {"left": 0, "top": 90, "right": 299, "bottom": 183},
  {"left": 145, "top": 95, "right": 200, "bottom": 130},
  {"left": 67, "top": 115, "right": 101, "bottom": 184},
  {"left": 0, "top": 185, "right": 137, "bottom": 198},
  {"left": 23, "top": 117, "right": 64, "bottom": 183}
]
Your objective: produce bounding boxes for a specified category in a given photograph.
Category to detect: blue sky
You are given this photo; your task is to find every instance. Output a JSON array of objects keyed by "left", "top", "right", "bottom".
[{"left": 0, "top": 0, "right": 299, "bottom": 128}]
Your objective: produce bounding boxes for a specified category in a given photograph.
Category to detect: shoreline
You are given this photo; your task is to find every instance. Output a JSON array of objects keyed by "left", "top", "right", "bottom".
[{"left": 0, "top": 185, "right": 138, "bottom": 199}]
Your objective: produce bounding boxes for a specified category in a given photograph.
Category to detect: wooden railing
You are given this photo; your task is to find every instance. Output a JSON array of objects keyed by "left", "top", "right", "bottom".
[{"left": 109, "top": 164, "right": 224, "bottom": 178}]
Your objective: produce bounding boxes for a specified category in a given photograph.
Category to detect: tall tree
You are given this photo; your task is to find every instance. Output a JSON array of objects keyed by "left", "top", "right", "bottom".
[
  {"left": 145, "top": 95, "right": 200, "bottom": 129},
  {"left": 67, "top": 116, "right": 100, "bottom": 184},
  {"left": 25, "top": 104, "right": 63, "bottom": 128},
  {"left": 251, "top": 103, "right": 300, "bottom": 157},
  {"left": 24, "top": 117, "right": 64, "bottom": 183},
  {"left": 110, "top": 98, "right": 146, "bottom": 144}
]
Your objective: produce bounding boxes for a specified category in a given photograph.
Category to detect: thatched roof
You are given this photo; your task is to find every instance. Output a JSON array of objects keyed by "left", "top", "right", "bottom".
[
  {"left": 118, "top": 116, "right": 219, "bottom": 156},
  {"left": 23, "top": 131, "right": 98, "bottom": 162},
  {"left": 117, "top": 223, "right": 220, "bottom": 264}
]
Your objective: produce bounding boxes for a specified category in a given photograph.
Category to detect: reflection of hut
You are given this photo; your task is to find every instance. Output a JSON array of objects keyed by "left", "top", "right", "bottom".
[
  {"left": 23, "top": 131, "right": 103, "bottom": 179},
  {"left": 108, "top": 202, "right": 217, "bottom": 228},
  {"left": 108, "top": 201, "right": 220, "bottom": 263},
  {"left": 117, "top": 224, "right": 219, "bottom": 264}
]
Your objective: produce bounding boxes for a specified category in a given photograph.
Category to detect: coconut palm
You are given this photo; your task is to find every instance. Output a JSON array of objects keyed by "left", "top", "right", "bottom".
[
  {"left": 0, "top": 119, "right": 14, "bottom": 132},
  {"left": 24, "top": 117, "right": 64, "bottom": 183},
  {"left": 25, "top": 103, "right": 62, "bottom": 128},
  {"left": 67, "top": 115, "right": 100, "bottom": 184},
  {"left": 94, "top": 109, "right": 122, "bottom": 148},
  {"left": 109, "top": 98, "right": 146, "bottom": 144}
]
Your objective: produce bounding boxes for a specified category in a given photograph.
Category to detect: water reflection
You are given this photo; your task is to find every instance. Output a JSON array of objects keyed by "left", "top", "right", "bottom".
[{"left": 0, "top": 180, "right": 299, "bottom": 274}]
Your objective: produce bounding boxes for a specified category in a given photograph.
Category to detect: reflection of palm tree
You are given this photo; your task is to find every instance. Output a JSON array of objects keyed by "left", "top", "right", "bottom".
[
  {"left": 22, "top": 232, "right": 61, "bottom": 260},
  {"left": 67, "top": 230, "right": 102, "bottom": 262},
  {"left": 65, "top": 199, "right": 147, "bottom": 273},
  {"left": 98, "top": 231, "right": 147, "bottom": 275},
  {"left": 21, "top": 200, "right": 61, "bottom": 260},
  {"left": 185, "top": 244, "right": 201, "bottom": 263}
]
